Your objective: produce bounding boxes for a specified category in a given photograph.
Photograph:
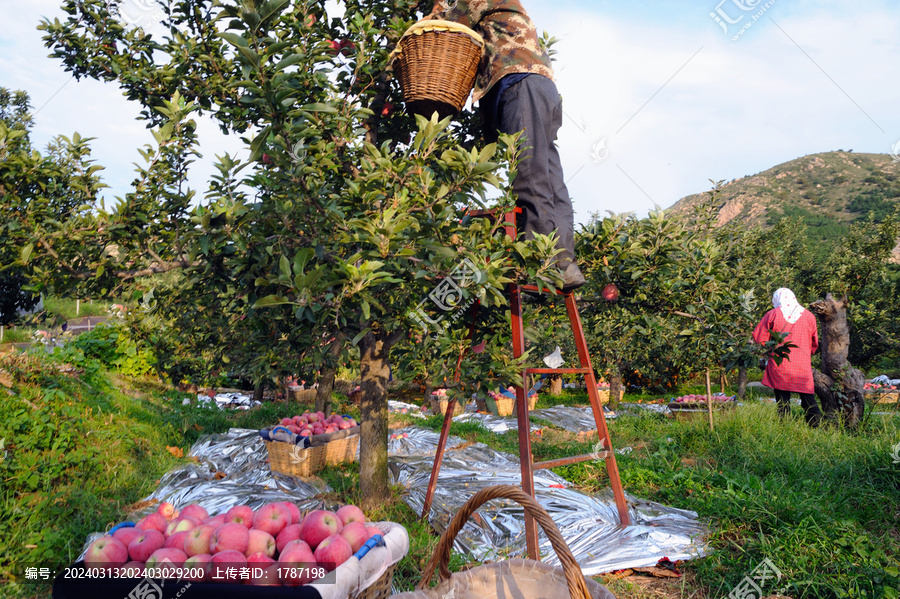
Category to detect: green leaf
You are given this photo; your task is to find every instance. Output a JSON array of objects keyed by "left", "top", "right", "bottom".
[
  {"left": 253, "top": 295, "right": 291, "bottom": 308},
  {"left": 20, "top": 243, "right": 33, "bottom": 264}
]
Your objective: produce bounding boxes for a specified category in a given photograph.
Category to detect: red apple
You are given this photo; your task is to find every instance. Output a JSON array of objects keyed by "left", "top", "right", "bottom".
[
  {"left": 314, "top": 534, "right": 353, "bottom": 572},
  {"left": 157, "top": 501, "right": 177, "bottom": 520},
  {"left": 276, "top": 524, "right": 302, "bottom": 553},
  {"left": 601, "top": 283, "right": 619, "bottom": 302},
  {"left": 203, "top": 515, "right": 226, "bottom": 528},
  {"left": 278, "top": 502, "right": 302, "bottom": 526},
  {"left": 278, "top": 541, "right": 317, "bottom": 586},
  {"left": 210, "top": 522, "right": 250, "bottom": 554},
  {"left": 253, "top": 503, "right": 289, "bottom": 537},
  {"left": 224, "top": 505, "right": 254, "bottom": 529},
  {"left": 85, "top": 537, "right": 129, "bottom": 568},
  {"left": 336, "top": 505, "right": 366, "bottom": 526},
  {"left": 146, "top": 548, "right": 187, "bottom": 575},
  {"left": 128, "top": 529, "right": 166, "bottom": 563},
  {"left": 280, "top": 418, "right": 293, "bottom": 427},
  {"left": 299, "top": 510, "right": 342, "bottom": 550},
  {"left": 112, "top": 527, "right": 142, "bottom": 547},
  {"left": 179, "top": 504, "right": 209, "bottom": 522},
  {"left": 210, "top": 550, "right": 246, "bottom": 582},
  {"left": 339, "top": 522, "right": 369, "bottom": 554},
  {"left": 366, "top": 525, "right": 383, "bottom": 540},
  {"left": 246, "top": 553, "right": 279, "bottom": 586},
  {"left": 182, "top": 554, "right": 212, "bottom": 581},
  {"left": 184, "top": 524, "right": 216, "bottom": 557},
  {"left": 136, "top": 512, "right": 168, "bottom": 535},
  {"left": 164, "top": 531, "right": 190, "bottom": 550},
  {"left": 245, "top": 529, "right": 276, "bottom": 558},
  {"left": 165, "top": 516, "right": 199, "bottom": 537}
]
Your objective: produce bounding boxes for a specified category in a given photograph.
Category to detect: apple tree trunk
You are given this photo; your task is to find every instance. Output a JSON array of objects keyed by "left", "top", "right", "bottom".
[
  {"left": 609, "top": 372, "right": 624, "bottom": 411},
  {"left": 358, "top": 332, "right": 394, "bottom": 512},
  {"left": 549, "top": 375, "right": 563, "bottom": 396},
  {"left": 736, "top": 367, "right": 748, "bottom": 399},
  {"left": 808, "top": 293, "right": 865, "bottom": 427}
]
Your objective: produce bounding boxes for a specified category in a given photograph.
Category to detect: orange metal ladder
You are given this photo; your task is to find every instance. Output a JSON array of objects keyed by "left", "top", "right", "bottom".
[{"left": 420, "top": 208, "right": 631, "bottom": 561}]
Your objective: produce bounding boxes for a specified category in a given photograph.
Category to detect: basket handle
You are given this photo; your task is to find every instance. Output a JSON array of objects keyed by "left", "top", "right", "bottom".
[{"left": 417, "top": 484, "right": 593, "bottom": 599}]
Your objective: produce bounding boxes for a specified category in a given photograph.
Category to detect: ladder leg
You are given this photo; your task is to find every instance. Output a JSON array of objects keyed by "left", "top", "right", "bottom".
[
  {"left": 565, "top": 294, "right": 631, "bottom": 526},
  {"left": 510, "top": 283, "right": 540, "bottom": 559},
  {"left": 421, "top": 398, "right": 457, "bottom": 519}
]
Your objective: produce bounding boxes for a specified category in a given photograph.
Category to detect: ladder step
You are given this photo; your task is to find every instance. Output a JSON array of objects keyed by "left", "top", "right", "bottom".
[
  {"left": 533, "top": 452, "right": 608, "bottom": 470},
  {"left": 525, "top": 367, "right": 591, "bottom": 375}
]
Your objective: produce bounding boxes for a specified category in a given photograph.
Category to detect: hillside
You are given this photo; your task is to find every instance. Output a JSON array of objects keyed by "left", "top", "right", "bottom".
[{"left": 668, "top": 152, "right": 900, "bottom": 249}]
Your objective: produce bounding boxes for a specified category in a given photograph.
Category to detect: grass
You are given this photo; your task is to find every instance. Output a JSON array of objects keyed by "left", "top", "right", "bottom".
[
  {"left": 1, "top": 353, "right": 898, "bottom": 599},
  {"left": 40, "top": 297, "right": 112, "bottom": 320}
]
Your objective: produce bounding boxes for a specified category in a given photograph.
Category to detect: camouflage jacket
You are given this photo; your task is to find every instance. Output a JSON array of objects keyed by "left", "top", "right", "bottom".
[{"left": 429, "top": 0, "right": 554, "bottom": 102}]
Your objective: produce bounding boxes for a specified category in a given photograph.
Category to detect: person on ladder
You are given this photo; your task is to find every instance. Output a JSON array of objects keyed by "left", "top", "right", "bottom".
[{"left": 423, "top": 0, "right": 586, "bottom": 292}]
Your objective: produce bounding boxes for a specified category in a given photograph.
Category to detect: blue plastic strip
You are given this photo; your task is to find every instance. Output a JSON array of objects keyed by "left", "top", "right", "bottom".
[
  {"left": 107, "top": 522, "right": 136, "bottom": 535},
  {"left": 353, "top": 534, "right": 384, "bottom": 560}
]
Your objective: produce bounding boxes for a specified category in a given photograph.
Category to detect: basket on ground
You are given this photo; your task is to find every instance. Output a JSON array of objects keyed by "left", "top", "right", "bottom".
[
  {"left": 431, "top": 396, "right": 465, "bottom": 416},
  {"left": 392, "top": 484, "right": 617, "bottom": 599},
  {"left": 266, "top": 428, "right": 360, "bottom": 477},
  {"left": 486, "top": 394, "right": 514, "bottom": 416},
  {"left": 290, "top": 387, "right": 317, "bottom": 402},
  {"left": 391, "top": 20, "right": 484, "bottom": 119}
]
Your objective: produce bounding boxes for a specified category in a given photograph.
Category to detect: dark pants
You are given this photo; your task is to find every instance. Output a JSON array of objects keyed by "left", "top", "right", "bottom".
[
  {"left": 482, "top": 75, "right": 576, "bottom": 263},
  {"left": 774, "top": 389, "right": 822, "bottom": 427}
]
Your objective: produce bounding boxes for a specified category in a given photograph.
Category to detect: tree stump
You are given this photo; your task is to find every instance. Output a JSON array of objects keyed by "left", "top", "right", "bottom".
[{"left": 808, "top": 293, "right": 865, "bottom": 427}]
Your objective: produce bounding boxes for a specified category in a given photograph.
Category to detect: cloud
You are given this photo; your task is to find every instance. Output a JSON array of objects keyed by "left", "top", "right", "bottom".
[{"left": 529, "top": 0, "right": 900, "bottom": 221}]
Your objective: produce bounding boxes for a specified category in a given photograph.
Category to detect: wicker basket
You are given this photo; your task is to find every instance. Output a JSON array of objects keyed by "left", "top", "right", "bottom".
[
  {"left": 391, "top": 20, "right": 484, "bottom": 119},
  {"left": 266, "top": 431, "right": 360, "bottom": 477},
  {"left": 266, "top": 440, "right": 327, "bottom": 477},
  {"left": 485, "top": 394, "right": 514, "bottom": 417},
  {"left": 512, "top": 394, "right": 539, "bottom": 417},
  {"left": 431, "top": 396, "right": 465, "bottom": 416},
  {"left": 290, "top": 387, "right": 317, "bottom": 403},
  {"left": 358, "top": 561, "right": 396, "bottom": 599},
  {"left": 393, "top": 485, "right": 614, "bottom": 599},
  {"left": 597, "top": 388, "right": 624, "bottom": 404}
]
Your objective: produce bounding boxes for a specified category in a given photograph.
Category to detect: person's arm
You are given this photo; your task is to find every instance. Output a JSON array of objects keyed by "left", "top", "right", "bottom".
[
  {"left": 809, "top": 313, "right": 819, "bottom": 354},
  {"left": 751, "top": 311, "right": 772, "bottom": 345}
]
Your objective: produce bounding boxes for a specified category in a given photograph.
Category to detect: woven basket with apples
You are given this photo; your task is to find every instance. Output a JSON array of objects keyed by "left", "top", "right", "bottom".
[
  {"left": 57, "top": 500, "right": 409, "bottom": 598},
  {"left": 264, "top": 410, "right": 361, "bottom": 477}
]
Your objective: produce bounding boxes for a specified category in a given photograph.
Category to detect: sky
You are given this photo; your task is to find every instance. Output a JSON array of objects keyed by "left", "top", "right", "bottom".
[{"left": 2, "top": 0, "right": 899, "bottom": 224}]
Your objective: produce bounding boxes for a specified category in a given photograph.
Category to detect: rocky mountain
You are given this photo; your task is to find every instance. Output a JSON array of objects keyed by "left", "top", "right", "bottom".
[{"left": 668, "top": 152, "right": 900, "bottom": 250}]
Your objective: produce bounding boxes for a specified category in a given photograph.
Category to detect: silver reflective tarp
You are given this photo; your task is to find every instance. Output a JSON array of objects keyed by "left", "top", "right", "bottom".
[
  {"left": 81, "top": 415, "right": 707, "bottom": 575},
  {"left": 391, "top": 427, "right": 708, "bottom": 574}
]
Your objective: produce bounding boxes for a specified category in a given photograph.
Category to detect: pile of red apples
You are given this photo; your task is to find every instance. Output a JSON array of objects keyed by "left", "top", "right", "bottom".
[
  {"left": 84, "top": 500, "right": 383, "bottom": 585},
  {"left": 278, "top": 411, "right": 358, "bottom": 437}
]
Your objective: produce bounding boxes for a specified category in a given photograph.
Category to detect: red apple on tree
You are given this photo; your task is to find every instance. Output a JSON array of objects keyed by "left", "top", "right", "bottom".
[{"left": 601, "top": 283, "right": 619, "bottom": 302}]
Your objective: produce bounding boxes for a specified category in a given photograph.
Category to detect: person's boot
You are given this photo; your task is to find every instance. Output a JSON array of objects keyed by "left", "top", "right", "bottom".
[{"left": 561, "top": 262, "right": 586, "bottom": 293}]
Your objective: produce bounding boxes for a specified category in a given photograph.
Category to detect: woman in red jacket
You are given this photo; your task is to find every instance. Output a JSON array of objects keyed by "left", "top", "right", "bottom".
[{"left": 752, "top": 288, "right": 822, "bottom": 427}]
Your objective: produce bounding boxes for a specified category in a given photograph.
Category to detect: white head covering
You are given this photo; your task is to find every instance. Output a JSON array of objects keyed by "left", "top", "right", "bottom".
[{"left": 772, "top": 288, "right": 804, "bottom": 324}]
